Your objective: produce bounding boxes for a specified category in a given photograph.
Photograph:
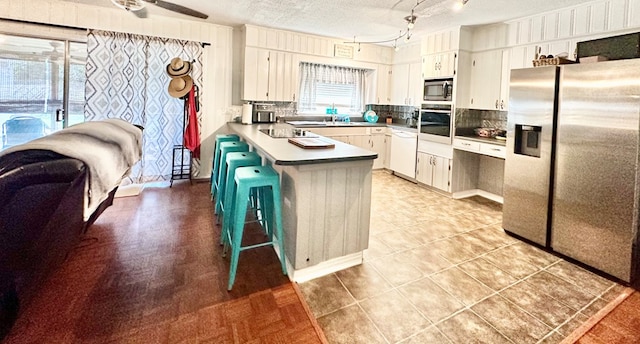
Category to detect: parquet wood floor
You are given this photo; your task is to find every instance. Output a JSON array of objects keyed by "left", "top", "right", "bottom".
[
  {"left": 2, "top": 180, "right": 325, "bottom": 343},
  {"left": 567, "top": 289, "right": 640, "bottom": 344}
]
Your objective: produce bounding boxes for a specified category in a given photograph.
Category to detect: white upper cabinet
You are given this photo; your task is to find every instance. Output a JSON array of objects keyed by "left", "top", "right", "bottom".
[
  {"left": 243, "top": 46, "right": 270, "bottom": 101},
  {"left": 269, "top": 51, "right": 299, "bottom": 102},
  {"left": 376, "top": 64, "right": 392, "bottom": 105},
  {"left": 391, "top": 62, "right": 422, "bottom": 106},
  {"left": 463, "top": 24, "right": 511, "bottom": 110},
  {"left": 422, "top": 52, "right": 456, "bottom": 79},
  {"left": 421, "top": 27, "right": 461, "bottom": 79},
  {"left": 243, "top": 47, "right": 298, "bottom": 102},
  {"left": 408, "top": 62, "right": 423, "bottom": 106},
  {"left": 499, "top": 49, "right": 511, "bottom": 110},
  {"left": 465, "top": 48, "right": 510, "bottom": 111},
  {"left": 467, "top": 50, "right": 504, "bottom": 110}
]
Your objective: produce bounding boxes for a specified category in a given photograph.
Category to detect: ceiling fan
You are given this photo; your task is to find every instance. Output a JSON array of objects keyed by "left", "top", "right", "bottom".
[{"left": 111, "top": 0, "right": 208, "bottom": 19}]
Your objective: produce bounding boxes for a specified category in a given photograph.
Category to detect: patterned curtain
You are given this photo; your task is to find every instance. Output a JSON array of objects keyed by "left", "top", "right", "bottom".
[
  {"left": 298, "top": 62, "right": 319, "bottom": 112},
  {"left": 85, "top": 30, "right": 203, "bottom": 183}
]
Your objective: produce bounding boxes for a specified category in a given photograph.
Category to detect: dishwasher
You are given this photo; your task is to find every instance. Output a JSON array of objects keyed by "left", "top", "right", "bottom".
[{"left": 389, "top": 129, "right": 418, "bottom": 179}]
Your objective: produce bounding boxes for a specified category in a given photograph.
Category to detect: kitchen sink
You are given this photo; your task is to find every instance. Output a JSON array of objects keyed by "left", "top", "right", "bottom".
[
  {"left": 331, "top": 122, "right": 360, "bottom": 126},
  {"left": 286, "top": 121, "right": 326, "bottom": 126},
  {"left": 287, "top": 121, "right": 370, "bottom": 127}
]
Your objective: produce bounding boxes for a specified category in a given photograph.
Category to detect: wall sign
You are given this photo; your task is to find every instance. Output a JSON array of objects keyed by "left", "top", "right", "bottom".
[{"left": 334, "top": 44, "right": 354, "bottom": 59}]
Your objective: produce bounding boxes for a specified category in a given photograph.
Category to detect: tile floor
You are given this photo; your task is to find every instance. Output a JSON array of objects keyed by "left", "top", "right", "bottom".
[{"left": 299, "top": 170, "right": 626, "bottom": 344}]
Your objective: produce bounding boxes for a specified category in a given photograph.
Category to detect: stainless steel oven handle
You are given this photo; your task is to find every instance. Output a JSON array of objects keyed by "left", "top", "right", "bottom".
[{"left": 421, "top": 109, "right": 451, "bottom": 114}]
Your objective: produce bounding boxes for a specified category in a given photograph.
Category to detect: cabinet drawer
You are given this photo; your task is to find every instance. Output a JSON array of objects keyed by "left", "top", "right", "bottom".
[
  {"left": 453, "top": 138, "right": 480, "bottom": 152},
  {"left": 479, "top": 143, "right": 506, "bottom": 159},
  {"left": 370, "top": 127, "right": 386, "bottom": 134}
]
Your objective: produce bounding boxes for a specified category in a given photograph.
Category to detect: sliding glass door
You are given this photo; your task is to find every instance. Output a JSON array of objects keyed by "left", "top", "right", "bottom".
[{"left": 0, "top": 34, "right": 86, "bottom": 150}]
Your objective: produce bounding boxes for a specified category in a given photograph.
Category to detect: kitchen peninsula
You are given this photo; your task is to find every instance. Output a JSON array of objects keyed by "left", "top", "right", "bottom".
[{"left": 226, "top": 122, "right": 377, "bottom": 282}]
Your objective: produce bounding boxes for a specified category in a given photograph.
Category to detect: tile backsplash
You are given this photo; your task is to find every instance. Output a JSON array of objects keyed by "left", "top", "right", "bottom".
[
  {"left": 455, "top": 108, "right": 507, "bottom": 132},
  {"left": 248, "top": 101, "right": 297, "bottom": 118},
  {"left": 366, "top": 104, "right": 418, "bottom": 123},
  {"left": 241, "top": 101, "right": 418, "bottom": 123}
]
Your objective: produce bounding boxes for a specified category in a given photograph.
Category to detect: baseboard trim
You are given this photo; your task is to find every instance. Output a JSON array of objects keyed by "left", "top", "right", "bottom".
[
  {"left": 114, "top": 184, "right": 143, "bottom": 198},
  {"left": 274, "top": 240, "right": 363, "bottom": 283}
]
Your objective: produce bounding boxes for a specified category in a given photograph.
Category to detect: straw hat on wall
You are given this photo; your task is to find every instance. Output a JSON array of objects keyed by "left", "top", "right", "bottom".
[
  {"left": 166, "top": 57, "right": 192, "bottom": 78},
  {"left": 168, "top": 75, "right": 193, "bottom": 98}
]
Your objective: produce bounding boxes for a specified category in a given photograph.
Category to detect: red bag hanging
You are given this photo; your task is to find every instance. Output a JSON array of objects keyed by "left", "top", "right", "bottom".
[{"left": 183, "top": 85, "right": 200, "bottom": 159}]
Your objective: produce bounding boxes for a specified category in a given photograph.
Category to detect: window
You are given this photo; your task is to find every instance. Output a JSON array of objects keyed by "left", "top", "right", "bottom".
[
  {"left": 298, "top": 62, "right": 367, "bottom": 115},
  {"left": 0, "top": 34, "right": 86, "bottom": 150}
]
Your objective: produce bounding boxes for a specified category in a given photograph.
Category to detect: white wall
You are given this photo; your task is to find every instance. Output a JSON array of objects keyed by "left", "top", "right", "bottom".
[{"left": 1, "top": 0, "right": 234, "bottom": 178}]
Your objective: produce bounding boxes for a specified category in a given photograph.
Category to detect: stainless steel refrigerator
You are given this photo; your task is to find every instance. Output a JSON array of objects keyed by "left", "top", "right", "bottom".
[{"left": 502, "top": 59, "right": 640, "bottom": 284}]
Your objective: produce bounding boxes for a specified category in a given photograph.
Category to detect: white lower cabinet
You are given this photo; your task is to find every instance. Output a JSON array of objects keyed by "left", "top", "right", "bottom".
[
  {"left": 416, "top": 152, "right": 451, "bottom": 192},
  {"left": 346, "top": 134, "right": 386, "bottom": 169},
  {"left": 370, "top": 134, "right": 386, "bottom": 169},
  {"left": 453, "top": 138, "right": 506, "bottom": 159},
  {"left": 383, "top": 134, "right": 391, "bottom": 169},
  {"left": 331, "top": 136, "right": 350, "bottom": 144},
  {"left": 308, "top": 127, "right": 386, "bottom": 169}
]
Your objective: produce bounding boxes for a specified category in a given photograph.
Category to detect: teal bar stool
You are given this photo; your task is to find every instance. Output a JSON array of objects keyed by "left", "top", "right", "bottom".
[
  {"left": 218, "top": 151, "right": 262, "bottom": 244},
  {"left": 214, "top": 141, "right": 249, "bottom": 216},
  {"left": 210, "top": 134, "right": 239, "bottom": 199},
  {"left": 225, "top": 165, "right": 287, "bottom": 290}
]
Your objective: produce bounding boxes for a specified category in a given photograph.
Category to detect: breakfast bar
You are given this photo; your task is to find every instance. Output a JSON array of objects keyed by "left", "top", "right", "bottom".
[{"left": 226, "top": 122, "right": 377, "bottom": 282}]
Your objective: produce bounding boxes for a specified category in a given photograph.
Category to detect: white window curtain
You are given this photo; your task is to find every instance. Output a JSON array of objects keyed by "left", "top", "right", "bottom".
[
  {"left": 298, "top": 62, "right": 366, "bottom": 113},
  {"left": 85, "top": 30, "right": 203, "bottom": 183}
]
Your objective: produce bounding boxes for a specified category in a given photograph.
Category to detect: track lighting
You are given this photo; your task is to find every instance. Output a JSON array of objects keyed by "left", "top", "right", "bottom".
[
  {"left": 343, "top": 0, "right": 470, "bottom": 48},
  {"left": 405, "top": 10, "right": 416, "bottom": 30}
]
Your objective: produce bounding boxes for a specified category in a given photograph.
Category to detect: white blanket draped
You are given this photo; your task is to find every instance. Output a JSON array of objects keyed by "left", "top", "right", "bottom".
[{"left": 0, "top": 119, "right": 142, "bottom": 220}]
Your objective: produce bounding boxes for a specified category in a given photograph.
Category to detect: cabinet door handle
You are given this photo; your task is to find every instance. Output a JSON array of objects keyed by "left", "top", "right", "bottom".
[
  {"left": 500, "top": 100, "right": 505, "bottom": 109},
  {"left": 495, "top": 100, "right": 499, "bottom": 109}
]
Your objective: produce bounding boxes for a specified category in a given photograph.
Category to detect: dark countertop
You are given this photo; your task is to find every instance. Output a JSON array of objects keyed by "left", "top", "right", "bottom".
[
  {"left": 226, "top": 122, "right": 378, "bottom": 166},
  {"left": 454, "top": 135, "right": 507, "bottom": 146}
]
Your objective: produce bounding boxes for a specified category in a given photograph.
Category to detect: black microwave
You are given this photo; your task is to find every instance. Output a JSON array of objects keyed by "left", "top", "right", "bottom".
[{"left": 423, "top": 78, "right": 453, "bottom": 102}]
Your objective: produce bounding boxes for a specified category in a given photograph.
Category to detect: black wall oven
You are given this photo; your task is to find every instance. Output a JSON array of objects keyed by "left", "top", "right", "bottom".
[
  {"left": 419, "top": 103, "right": 452, "bottom": 144},
  {"left": 423, "top": 78, "right": 453, "bottom": 102}
]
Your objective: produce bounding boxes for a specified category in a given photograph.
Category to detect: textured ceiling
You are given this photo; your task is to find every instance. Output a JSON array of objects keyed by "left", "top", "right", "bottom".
[{"left": 65, "top": 0, "right": 591, "bottom": 45}]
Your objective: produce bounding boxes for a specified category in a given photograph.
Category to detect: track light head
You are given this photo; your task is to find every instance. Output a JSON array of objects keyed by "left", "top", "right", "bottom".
[{"left": 404, "top": 13, "right": 417, "bottom": 30}]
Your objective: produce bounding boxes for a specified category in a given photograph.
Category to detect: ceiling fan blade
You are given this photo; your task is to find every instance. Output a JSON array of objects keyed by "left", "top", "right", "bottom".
[
  {"left": 132, "top": 7, "right": 148, "bottom": 18},
  {"left": 146, "top": 0, "right": 208, "bottom": 19}
]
